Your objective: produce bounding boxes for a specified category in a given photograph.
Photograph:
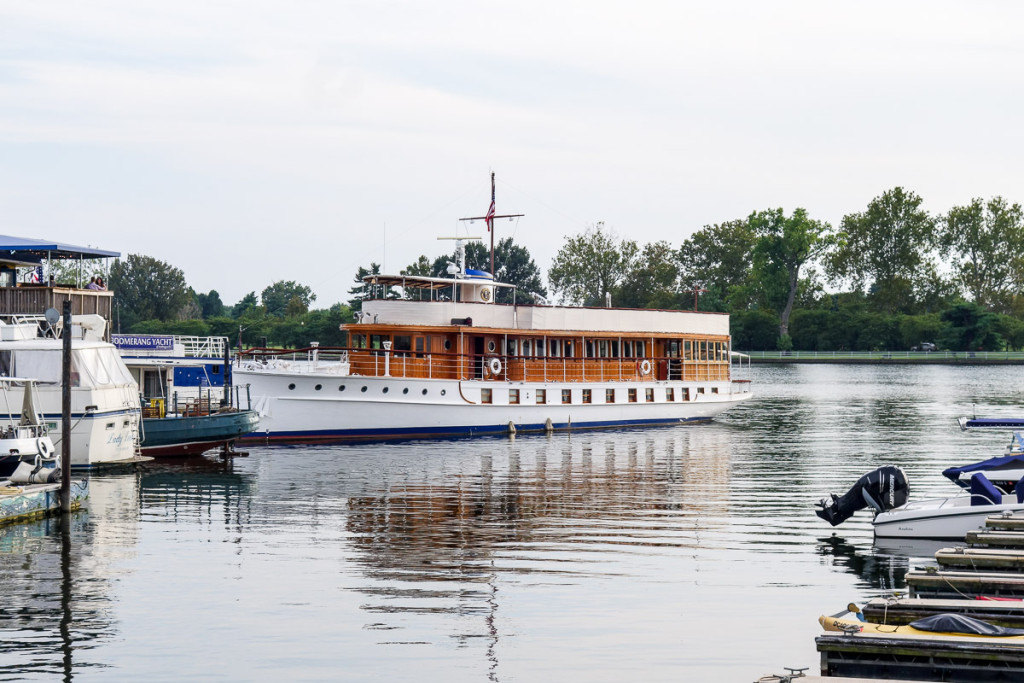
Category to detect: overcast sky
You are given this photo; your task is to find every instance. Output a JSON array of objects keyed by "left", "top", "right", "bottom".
[{"left": 2, "top": 1, "right": 1022, "bottom": 305}]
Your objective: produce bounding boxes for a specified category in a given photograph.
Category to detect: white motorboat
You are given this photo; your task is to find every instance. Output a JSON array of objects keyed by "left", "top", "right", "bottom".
[
  {"left": 0, "top": 378, "right": 60, "bottom": 484},
  {"left": 816, "top": 453, "right": 1024, "bottom": 540},
  {"left": 0, "top": 314, "right": 142, "bottom": 468}
]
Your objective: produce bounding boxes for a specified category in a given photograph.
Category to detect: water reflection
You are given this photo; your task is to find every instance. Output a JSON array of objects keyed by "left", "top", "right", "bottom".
[{"left": 1, "top": 364, "right": 1022, "bottom": 681}]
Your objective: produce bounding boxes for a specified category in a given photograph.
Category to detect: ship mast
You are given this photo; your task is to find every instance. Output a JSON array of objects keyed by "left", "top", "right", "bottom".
[{"left": 459, "top": 172, "right": 524, "bottom": 277}]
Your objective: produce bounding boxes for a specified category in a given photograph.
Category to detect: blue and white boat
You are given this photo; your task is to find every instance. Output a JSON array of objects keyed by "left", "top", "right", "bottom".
[
  {"left": 114, "top": 334, "right": 258, "bottom": 456},
  {"left": 818, "top": 448, "right": 1024, "bottom": 540}
]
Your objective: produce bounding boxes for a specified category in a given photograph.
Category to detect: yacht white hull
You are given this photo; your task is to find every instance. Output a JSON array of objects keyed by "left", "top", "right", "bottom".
[
  {"left": 16, "top": 384, "right": 141, "bottom": 468},
  {"left": 873, "top": 495, "right": 1024, "bottom": 539},
  {"left": 236, "top": 367, "right": 752, "bottom": 443}
]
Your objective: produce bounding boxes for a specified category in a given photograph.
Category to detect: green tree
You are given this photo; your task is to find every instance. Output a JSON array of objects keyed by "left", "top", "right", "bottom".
[
  {"left": 617, "top": 241, "right": 681, "bottom": 309},
  {"left": 748, "top": 208, "right": 833, "bottom": 337},
  {"left": 548, "top": 223, "right": 638, "bottom": 306},
  {"left": 194, "top": 289, "right": 225, "bottom": 318},
  {"left": 261, "top": 281, "right": 315, "bottom": 318},
  {"left": 231, "top": 292, "right": 260, "bottom": 319},
  {"left": 940, "top": 196, "right": 1024, "bottom": 313},
  {"left": 938, "top": 302, "right": 1004, "bottom": 352},
  {"left": 108, "top": 254, "right": 191, "bottom": 331},
  {"left": 348, "top": 263, "right": 392, "bottom": 311},
  {"left": 829, "top": 187, "right": 936, "bottom": 314},
  {"left": 677, "top": 219, "right": 756, "bottom": 311}
]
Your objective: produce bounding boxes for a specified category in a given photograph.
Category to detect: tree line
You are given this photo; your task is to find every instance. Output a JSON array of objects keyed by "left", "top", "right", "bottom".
[{"left": 86, "top": 186, "right": 1024, "bottom": 352}]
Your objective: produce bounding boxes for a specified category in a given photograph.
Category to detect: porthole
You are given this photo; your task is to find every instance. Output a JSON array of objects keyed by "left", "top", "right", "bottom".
[
  {"left": 440, "top": 389, "right": 446, "bottom": 396},
  {"left": 422, "top": 389, "right": 428, "bottom": 395},
  {"left": 443, "top": 339, "right": 452, "bottom": 350},
  {"left": 314, "top": 384, "right": 322, "bottom": 391},
  {"left": 288, "top": 383, "right": 296, "bottom": 391},
  {"left": 403, "top": 388, "right": 409, "bottom": 394},
  {"left": 339, "top": 385, "right": 346, "bottom": 391},
  {"left": 487, "top": 340, "right": 496, "bottom": 353},
  {"left": 383, "top": 387, "right": 389, "bottom": 394},
  {"left": 361, "top": 386, "right": 368, "bottom": 393}
]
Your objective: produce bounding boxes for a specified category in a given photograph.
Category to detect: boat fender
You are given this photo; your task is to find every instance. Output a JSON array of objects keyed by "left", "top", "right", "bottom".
[
  {"left": 36, "top": 437, "right": 51, "bottom": 458},
  {"left": 488, "top": 357, "right": 502, "bottom": 376},
  {"left": 638, "top": 359, "right": 652, "bottom": 376}
]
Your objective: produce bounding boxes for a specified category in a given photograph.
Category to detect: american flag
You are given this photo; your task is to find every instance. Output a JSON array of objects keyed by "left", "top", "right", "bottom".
[
  {"left": 29, "top": 266, "right": 42, "bottom": 283},
  {"left": 485, "top": 198, "right": 495, "bottom": 232}
]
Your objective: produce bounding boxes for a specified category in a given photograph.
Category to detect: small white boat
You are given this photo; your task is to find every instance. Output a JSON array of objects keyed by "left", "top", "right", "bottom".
[
  {"left": 0, "top": 378, "right": 60, "bottom": 485},
  {"left": 816, "top": 454, "right": 1024, "bottom": 540}
]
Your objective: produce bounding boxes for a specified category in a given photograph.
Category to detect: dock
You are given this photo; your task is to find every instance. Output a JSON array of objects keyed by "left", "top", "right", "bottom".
[
  {"left": 0, "top": 479, "right": 88, "bottom": 526},
  {"left": 812, "top": 510, "right": 1024, "bottom": 681}
]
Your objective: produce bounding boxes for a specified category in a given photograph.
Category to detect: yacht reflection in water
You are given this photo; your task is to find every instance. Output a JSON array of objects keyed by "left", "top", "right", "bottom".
[
  {"left": 0, "top": 458, "right": 252, "bottom": 679},
  {"left": 343, "top": 429, "right": 733, "bottom": 678}
]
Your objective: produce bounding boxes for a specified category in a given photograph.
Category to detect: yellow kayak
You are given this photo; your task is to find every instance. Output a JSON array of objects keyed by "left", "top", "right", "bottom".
[{"left": 819, "top": 605, "right": 1024, "bottom": 640}]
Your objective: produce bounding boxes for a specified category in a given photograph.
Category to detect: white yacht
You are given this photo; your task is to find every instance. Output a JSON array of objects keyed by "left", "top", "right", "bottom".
[{"left": 0, "top": 315, "right": 141, "bottom": 467}]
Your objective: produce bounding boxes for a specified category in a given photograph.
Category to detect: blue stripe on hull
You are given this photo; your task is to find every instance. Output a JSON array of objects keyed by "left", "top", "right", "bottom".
[{"left": 238, "top": 416, "right": 714, "bottom": 444}]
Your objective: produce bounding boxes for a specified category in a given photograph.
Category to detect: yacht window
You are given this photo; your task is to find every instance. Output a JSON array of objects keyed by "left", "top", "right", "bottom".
[
  {"left": 611, "top": 341, "right": 619, "bottom": 358},
  {"left": 508, "top": 339, "right": 518, "bottom": 356},
  {"left": 628, "top": 388, "right": 637, "bottom": 403},
  {"left": 509, "top": 389, "right": 520, "bottom": 405},
  {"left": 487, "top": 340, "right": 496, "bottom": 353},
  {"left": 352, "top": 334, "right": 367, "bottom": 349},
  {"left": 481, "top": 388, "right": 492, "bottom": 404},
  {"left": 606, "top": 388, "right": 615, "bottom": 403},
  {"left": 585, "top": 341, "right": 595, "bottom": 358},
  {"left": 598, "top": 340, "right": 608, "bottom": 358},
  {"left": 536, "top": 389, "right": 546, "bottom": 404},
  {"left": 549, "top": 340, "right": 560, "bottom": 357},
  {"left": 561, "top": 389, "right": 571, "bottom": 404},
  {"left": 645, "top": 388, "right": 654, "bottom": 402},
  {"left": 582, "top": 389, "right": 592, "bottom": 404},
  {"left": 522, "top": 340, "right": 531, "bottom": 356},
  {"left": 666, "top": 388, "right": 675, "bottom": 401},
  {"left": 564, "top": 341, "right": 574, "bottom": 357},
  {"left": 393, "top": 335, "right": 412, "bottom": 356}
]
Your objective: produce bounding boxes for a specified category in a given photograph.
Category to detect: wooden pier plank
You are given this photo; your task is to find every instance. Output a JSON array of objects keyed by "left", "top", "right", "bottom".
[
  {"left": 817, "top": 631, "right": 1024, "bottom": 681},
  {"left": 966, "top": 529, "right": 1024, "bottom": 548},
  {"left": 935, "top": 546, "right": 1024, "bottom": 572},
  {"left": 906, "top": 568, "right": 1024, "bottom": 599},
  {"left": 985, "top": 513, "right": 1024, "bottom": 531},
  {"left": 862, "top": 596, "right": 1024, "bottom": 627}
]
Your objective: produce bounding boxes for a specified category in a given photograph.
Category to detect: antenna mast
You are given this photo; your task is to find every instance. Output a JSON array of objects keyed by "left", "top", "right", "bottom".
[{"left": 459, "top": 172, "right": 524, "bottom": 276}]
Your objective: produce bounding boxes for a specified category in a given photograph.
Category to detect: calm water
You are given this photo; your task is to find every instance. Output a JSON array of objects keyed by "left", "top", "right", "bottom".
[{"left": 1, "top": 364, "right": 1021, "bottom": 681}]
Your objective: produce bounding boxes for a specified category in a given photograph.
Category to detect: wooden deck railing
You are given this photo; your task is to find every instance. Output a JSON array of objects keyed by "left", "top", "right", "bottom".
[
  {"left": 0, "top": 286, "right": 113, "bottom": 322},
  {"left": 252, "top": 346, "right": 732, "bottom": 383}
]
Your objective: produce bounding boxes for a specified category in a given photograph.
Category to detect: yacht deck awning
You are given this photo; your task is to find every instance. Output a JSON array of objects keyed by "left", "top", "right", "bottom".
[{"left": 0, "top": 235, "right": 120, "bottom": 263}]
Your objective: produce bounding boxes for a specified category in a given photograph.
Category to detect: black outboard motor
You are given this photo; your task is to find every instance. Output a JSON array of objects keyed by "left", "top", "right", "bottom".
[{"left": 815, "top": 465, "right": 909, "bottom": 526}]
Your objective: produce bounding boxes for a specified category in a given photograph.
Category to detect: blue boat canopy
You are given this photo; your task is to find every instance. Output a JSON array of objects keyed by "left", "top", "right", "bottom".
[
  {"left": 0, "top": 235, "right": 120, "bottom": 263},
  {"left": 942, "top": 450, "right": 1024, "bottom": 485}
]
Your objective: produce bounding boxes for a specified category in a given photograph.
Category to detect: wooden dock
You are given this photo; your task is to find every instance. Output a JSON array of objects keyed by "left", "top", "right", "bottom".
[
  {"left": 0, "top": 479, "right": 88, "bottom": 526},
  {"left": 813, "top": 510, "right": 1024, "bottom": 680}
]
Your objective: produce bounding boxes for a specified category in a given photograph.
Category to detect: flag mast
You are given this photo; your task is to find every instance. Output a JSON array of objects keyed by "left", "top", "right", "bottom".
[{"left": 459, "top": 172, "right": 523, "bottom": 277}]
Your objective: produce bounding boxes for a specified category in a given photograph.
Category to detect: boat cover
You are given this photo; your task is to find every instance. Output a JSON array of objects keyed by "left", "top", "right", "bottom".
[
  {"left": 942, "top": 452, "right": 1024, "bottom": 485},
  {"left": 909, "top": 613, "right": 1024, "bottom": 637}
]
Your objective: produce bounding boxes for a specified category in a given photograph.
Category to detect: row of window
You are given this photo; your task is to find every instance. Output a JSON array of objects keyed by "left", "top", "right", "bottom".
[
  {"left": 481, "top": 386, "right": 719, "bottom": 405},
  {"left": 349, "top": 333, "right": 729, "bottom": 362}
]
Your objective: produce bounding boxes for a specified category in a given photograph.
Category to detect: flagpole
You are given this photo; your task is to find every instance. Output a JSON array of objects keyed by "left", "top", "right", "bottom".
[
  {"left": 489, "top": 172, "right": 495, "bottom": 276},
  {"left": 458, "top": 172, "right": 523, "bottom": 277}
]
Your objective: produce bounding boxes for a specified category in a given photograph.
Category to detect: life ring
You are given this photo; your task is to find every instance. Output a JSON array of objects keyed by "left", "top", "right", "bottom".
[
  {"left": 36, "top": 437, "right": 52, "bottom": 458},
  {"left": 487, "top": 356, "right": 503, "bottom": 376},
  {"left": 638, "top": 359, "right": 652, "bottom": 376}
]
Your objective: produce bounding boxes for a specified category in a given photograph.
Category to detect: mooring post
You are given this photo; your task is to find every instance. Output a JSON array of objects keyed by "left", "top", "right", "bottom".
[
  {"left": 60, "top": 299, "right": 72, "bottom": 512},
  {"left": 223, "top": 340, "right": 230, "bottom": 408}
]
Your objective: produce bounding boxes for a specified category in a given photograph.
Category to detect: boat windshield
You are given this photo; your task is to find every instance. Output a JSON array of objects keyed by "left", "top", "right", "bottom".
[{"left": 0, "top": 347, "right": 134, "bottom": 387}]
